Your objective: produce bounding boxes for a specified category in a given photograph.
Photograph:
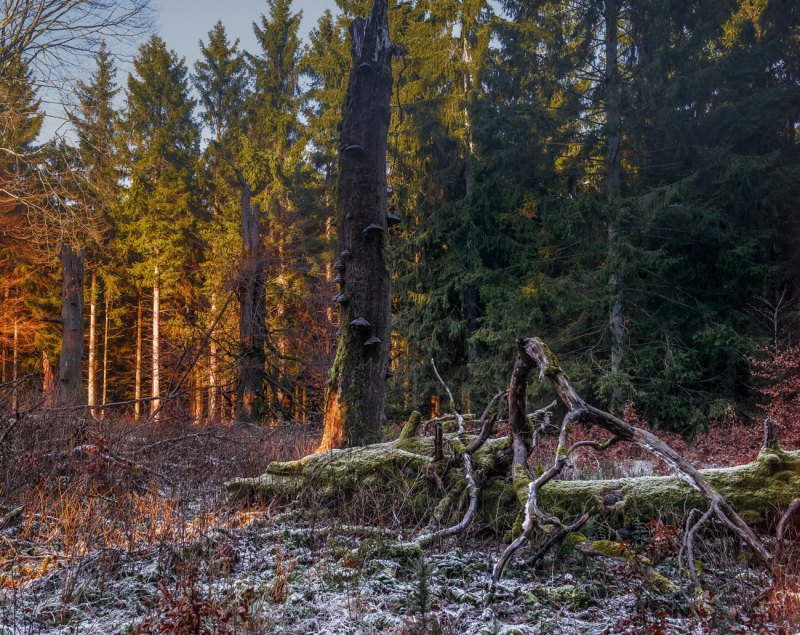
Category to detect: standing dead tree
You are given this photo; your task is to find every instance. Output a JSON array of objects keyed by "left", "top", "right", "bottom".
[{"left": 316, "top": 0, "right": 396, "bottom": 451}]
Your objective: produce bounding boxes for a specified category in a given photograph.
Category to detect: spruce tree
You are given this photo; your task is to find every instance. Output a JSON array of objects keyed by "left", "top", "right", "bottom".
[{"left": 123, "top": 35, "right": 200, "bottom": 418}]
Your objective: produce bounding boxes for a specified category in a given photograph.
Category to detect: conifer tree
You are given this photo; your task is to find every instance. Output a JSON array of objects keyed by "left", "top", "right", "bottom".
[
  {"left": 123, "top": 35, "right": 200, "bottom": 418},
  {"left": 68, "top": 43, "right": 120, "bottom": 415},
  {"left": 194, "top": 21, "right": 249, "bottom": 422}
]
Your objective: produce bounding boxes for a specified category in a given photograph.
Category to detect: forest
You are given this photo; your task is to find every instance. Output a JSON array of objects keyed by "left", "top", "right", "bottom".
[{"left": 1, "top": 0, "right": 799, "bottom": 632}]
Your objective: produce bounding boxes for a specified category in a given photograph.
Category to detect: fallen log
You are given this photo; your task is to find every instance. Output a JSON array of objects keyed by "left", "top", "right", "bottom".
[{"left": 226, "top": 426, "right": 800, "bottom": 531}]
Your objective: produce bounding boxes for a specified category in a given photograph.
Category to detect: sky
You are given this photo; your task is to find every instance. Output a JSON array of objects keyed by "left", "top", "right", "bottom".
[
  {"left": 152, "top": 0, "right": 335, "bottom": 70},
  {"left": 40, "top": 0, "right": 337, "bottom": 140}
]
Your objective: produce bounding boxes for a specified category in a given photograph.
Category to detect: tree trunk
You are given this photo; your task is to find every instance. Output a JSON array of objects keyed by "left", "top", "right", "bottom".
[
  {"left": 208, "top": 293, "right": 218, "bottom": 423},
  {"left": 59, "top": 243, "right": 85, "bottom": 404},
  {"left": 87, "top": 271, "right": 97, "bottom": 417},
  {"left": 11, "top": 318, "right": 18, "bottom": 415},
  {"left": 235, "top": 184, "right": 266, "bottom": 425},
  {"left": 317, "top": 0, "right": 394, "bottom": 452},
  {"left": 101, "top": 295, "right": 109, "bottom": 420},
  {"left": 605, "top": 0, "right": 626, "bottom": 405},
  {"left": 135, "top": 294, "right": 142, "bottom": 420},
  {"left": 151, "top": 267, "right": 160, "bottom": 418},
  {"left": 42, "top": 351, "right": 55, "bottom": 407}
]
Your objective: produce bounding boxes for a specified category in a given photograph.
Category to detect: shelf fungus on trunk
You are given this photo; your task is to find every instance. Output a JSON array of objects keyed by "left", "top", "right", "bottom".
[
  {"left": 362, "top": 223, "right": 384, "bottom": 237},
  {"left": 350, "top": 317, "right": 371, "bottom": 330}
]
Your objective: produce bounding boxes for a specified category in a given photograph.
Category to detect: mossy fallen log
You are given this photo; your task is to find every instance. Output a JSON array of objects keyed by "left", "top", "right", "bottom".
[
  {"left": 535, "top": 447, "right": 800, "bottom": 527},
  {"left": 226, "top": 424, "right": 799, "bottom": 532}
]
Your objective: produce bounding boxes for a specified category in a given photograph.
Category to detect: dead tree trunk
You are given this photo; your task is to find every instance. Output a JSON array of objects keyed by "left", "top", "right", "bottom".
[
  {"left": 235, "top": 182, "right": 266, "bottom": 426},
  {"left": 59, "top": 244, "right": 84, "bottom": 404},
  {"left": 317, "top": 0, "right": 394, "bottom": 452}
]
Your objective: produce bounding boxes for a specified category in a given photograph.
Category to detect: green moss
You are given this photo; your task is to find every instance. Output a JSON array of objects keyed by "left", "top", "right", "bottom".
[
  {"left": 647, "top": 571, "right": 677, "bottom": 593},
  {"left": 563, "top": 531, "right": 587, "bottom": 546},
  {"left": 398, "top": 411, "right": 422, "bottom": 441},
  {"left": 590, "top": 540, "right": 626, "bottom": 558}
]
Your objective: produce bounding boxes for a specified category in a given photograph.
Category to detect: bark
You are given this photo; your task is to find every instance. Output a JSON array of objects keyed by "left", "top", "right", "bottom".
[
  {"left": 605, "top": 0, "right": 625, "bottom": 392},
  {"left": 520, "top": 337, "right": 772, "bottom": 564},
  {"left": 208, "top": 293, "right": 218, "bottom": 423},
  {"left": 151, "top": 267, "right": 160, "bottom": 418},
  {"left": 58, "top": 244, "right": 85, "bottom": 404},
  {"left": 317, "top": 0, "right": 394, "bottom": 451},
  {"left": 101, "top": 295, "right": 109, "bottom": 419},
  {"left": 235, "top": 182, "right": 266, "bottom": 425},
  {"left": 87, "top": 272, "right": 97, "bottom": 417},
  {"left": 11, "top": 318, "right": 18, "bottom": 414},
  {"left": 42, "top": 351, "right": 55, "bottom": 406},
  {"left": 508, "top": 343, "right": 536, "bottom": 476},
  {"left": 134, "top": 294, "right": 142, "bottom": 420}
]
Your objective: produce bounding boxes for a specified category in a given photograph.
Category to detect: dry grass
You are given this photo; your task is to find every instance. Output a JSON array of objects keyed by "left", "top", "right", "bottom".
[{"left": 0, "top": 402, "right": 318, "bottom": 591}]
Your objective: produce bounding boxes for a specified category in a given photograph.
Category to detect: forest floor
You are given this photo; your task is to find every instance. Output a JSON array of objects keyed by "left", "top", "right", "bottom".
[{"left": 0, "top": 412, "right": 798, "bottom": 634}]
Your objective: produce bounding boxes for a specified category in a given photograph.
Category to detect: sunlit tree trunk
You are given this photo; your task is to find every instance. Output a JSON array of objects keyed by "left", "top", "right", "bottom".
[
  {"left": 42, "top": 352, "right": 55, "bottom": 407},
  {"left": 317, "top": 0, "right": 394, "bottom": 451},
  {"left": 87, "top": 271, "right": 97, "bottom": 417},
  {"left": 11, "top": 318, "right": 18, "bottom": 415},
  {"left": 59, "top": 244, "right": 85, "bottom": 404},
  {"left": 208, "top": 293, "right": 218, "bottom": 422},
  {"left": 151, "top": 265, "right": 160, "bottom": 418},
  {"left": 134, "top": 294, "right": 142, "bottom": 420}
]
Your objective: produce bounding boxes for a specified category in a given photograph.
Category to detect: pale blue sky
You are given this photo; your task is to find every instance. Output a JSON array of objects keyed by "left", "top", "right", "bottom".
[
  {"left": 153, "top": 0, "right": 335, "bottom": 69},
  {"left": 42, "top": 0, "right": 336, "bottom": 140}
]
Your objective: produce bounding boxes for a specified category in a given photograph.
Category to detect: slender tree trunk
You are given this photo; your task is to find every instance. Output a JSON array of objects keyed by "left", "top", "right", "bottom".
[
  {"left": 235, "top": 184, "right": 266, "bottom": 425},
  {"left": 101, "top": 295, "right": 109, "bottom": 419},
  {"left": 317, "top": 0, "right": 394, "bottom": 451},
  {"left": 11, "top": 318, "right": 18, "bottom": 415},
  {"left": 59, "top": 244, "right": 85, "bottom": 404},
  {"left": 42, "top": 352, "right": 55, "bottom": 407},
  {"left": 135, "top": 295, "right": 142, "bottom": 420},
  {"left": 208, "top": 293, "right": 218, "bottom": 422},
  {"left": 193, "top": 366, "right": 203, "bottom": 423},
  {"left": 151, "top": 266, "right": 160, "bottom": 418},
  {"left": 605, "top": 0, "right": 625, "bottom": 396},
  {"left": 1, "top": 286, "right": 7, "bottom": 385},
  {"left": 87, "top": 272, "right": 97, "bottom": 417}
]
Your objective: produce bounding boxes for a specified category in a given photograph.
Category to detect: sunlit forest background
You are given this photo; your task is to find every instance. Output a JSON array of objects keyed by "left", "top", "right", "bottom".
[{"left": 2, "top": 0, "right": 799, "bottom": 437}]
